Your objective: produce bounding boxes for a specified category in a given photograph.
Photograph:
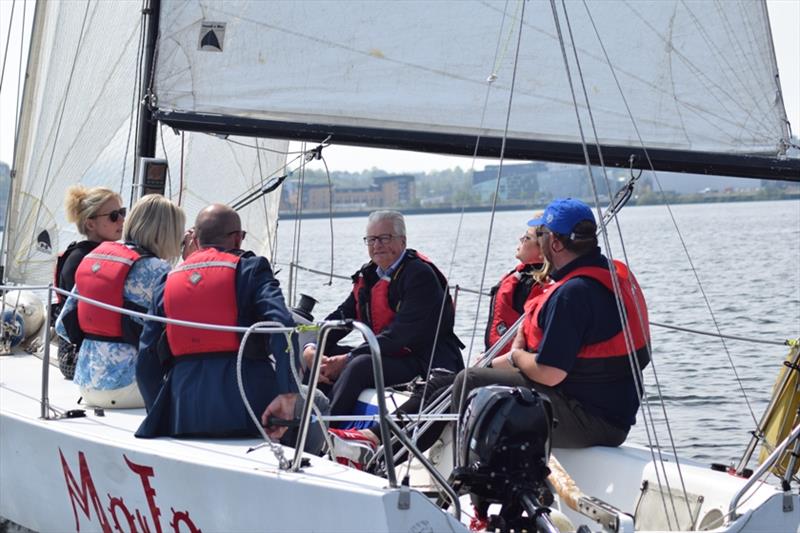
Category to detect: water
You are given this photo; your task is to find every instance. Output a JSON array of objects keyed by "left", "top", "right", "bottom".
[{"left": 275, "top": 200, "right": 800, "bottom": 467}]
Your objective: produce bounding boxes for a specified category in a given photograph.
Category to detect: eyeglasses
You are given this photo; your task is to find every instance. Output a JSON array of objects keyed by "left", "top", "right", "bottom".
[
  {"left": 535, "top": 229, "right": 551, "bottom": 238},
  {"left": 226, "top": 230, "right": 247, "bottom": 240},
  {"left": 519, "top": 234, "right": 536, "bottom": 243},
  {"left": 89, "top": 207, "right": 127, "bottom": 223},
  {"left": 363, "top": 234, "right": 395, "bottom": 246}
]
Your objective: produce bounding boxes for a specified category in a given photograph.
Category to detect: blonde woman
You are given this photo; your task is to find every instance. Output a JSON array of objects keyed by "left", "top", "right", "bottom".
[
  {"left": 56, "top": 194, "right": 185, "bottom": 408},
  {"left": 54, "top": 186, "right": 126, "bottom": 379},
  {"left": 485, "top": 212, "right": 552, "bottom": 354}
]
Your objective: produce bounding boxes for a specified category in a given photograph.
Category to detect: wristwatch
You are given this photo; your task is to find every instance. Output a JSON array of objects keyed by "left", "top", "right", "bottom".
[{"left": 507, "top": 350, "right": 516, "bottom": 368}]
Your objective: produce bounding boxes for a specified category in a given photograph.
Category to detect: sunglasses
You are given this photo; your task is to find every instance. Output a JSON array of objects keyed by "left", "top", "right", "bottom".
[
  {"left": 226, "top": 229, "right": 247, "bottom": 240},
  {"left": 89, "top": 207, "right": 127, "bottom": 223}
]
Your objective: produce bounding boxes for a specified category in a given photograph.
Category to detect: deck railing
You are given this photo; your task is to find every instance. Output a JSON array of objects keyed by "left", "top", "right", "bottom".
[{"left": 0, "top": 283, "right": 462, "bottom": 518}]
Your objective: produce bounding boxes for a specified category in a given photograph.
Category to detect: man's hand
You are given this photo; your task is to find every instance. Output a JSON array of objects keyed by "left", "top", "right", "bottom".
[
  {"left": 320, "top": 354, "right": 349, "bottom": 382},
  {"left": 261, "top": 393, "right": 298, "bottom": 440},
  {"left": 303, "top": 345, "right": 332, "bottom": 384},
  {"left": 181, "top": 228, "right": 198, "bottom": 260}
]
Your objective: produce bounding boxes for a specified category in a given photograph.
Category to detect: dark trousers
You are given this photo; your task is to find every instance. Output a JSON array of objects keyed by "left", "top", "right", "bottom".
[
  {"left": 329, "top": 353, "right": 424, "bottom": 426},
  {"left": 367, "top": 371, "right": 456, "bottom": 454},
  {"left": 452, "top": 368, "right": 629, "bottom": 448}
]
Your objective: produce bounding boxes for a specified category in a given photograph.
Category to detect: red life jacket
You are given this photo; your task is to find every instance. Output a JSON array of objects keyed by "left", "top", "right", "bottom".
[
  {"left": 75, "top": 241, "right": 144, "bottom": 341},
  {"left": 164, "top": 248, "right": 241, "bottom": 357},
  {"left": 522, "top": 259, "right": 650, "bottom": 381},
  {"left": 352, "top": 250, "right": 449, "bottom": 355},
  {"left": 485, "top": 263, "right": 544, "bottom": 353}
]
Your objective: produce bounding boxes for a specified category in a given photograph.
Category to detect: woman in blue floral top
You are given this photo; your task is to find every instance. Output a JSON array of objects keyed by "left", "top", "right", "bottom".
[{"left": 56, "top": 194, "right": 185, "bottom": 408}]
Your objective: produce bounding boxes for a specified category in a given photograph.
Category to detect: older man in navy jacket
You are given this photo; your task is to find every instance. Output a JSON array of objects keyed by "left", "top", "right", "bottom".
[{"left": 304, "top": 210, "right": 464, "bottom": 427}]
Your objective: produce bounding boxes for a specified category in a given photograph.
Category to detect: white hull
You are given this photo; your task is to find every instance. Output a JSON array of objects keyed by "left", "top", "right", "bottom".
[
  {"left": 2, "top": 348, "right": 798, "bottom": 532},
  {"left": 0, "top": 352, "right": 463, "bottom": 533}
]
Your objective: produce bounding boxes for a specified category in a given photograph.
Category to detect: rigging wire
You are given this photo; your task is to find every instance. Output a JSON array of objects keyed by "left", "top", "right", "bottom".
[
  {"left": 402, "top": 0, "right": 520, "bottom": 474},
  {"left": 25, "top": 0, "right": 92, "bottom": 271},
  {"left": 276, "top": 263, "right": 794, "bottom": 348},
  {"left": 178, "top": 130, "right": 185, "bottom": 205},
  {"left": 120, "top": 0, "right": 146, "bottom": 198},
  {"left": 548, "top": 2, "right": 680, "bottom": 525},
  {"left": 561, "top": 0, "right": 694, "bottom": 519},
  {"left": 406, "top": 0, "right": 519, "bottom": 476},
  {"left": 157, "top": 122, "right": 173, "bottom": 199},
  {"left": 0, "top": 0, "right": 15, "bottom": 92},
  {"left": 320, "top": 153, "right": 335, "bottom": 286},
  {"left": 0, "top": 0, "right": 26, "bottom": 280},
  {"left": 288, "top": 143, "right": 308, "bottom": 306},
  {"left": 254, "top": 138, "right": 273, "bottom": 261},
  {"left": 581, "top": 0, "right": 760, "bottom": 430},
  {"left": 209, "top": 134, "right": 307, "bottom": 156},
  {"left": 451, "top": 0, "right": 529, "bottom": 469}
]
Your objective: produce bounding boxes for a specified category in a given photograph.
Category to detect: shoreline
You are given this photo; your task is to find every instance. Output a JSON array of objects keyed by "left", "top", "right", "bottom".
[{"left": 278, "top": 193, "right": 799, "bottom": 220}]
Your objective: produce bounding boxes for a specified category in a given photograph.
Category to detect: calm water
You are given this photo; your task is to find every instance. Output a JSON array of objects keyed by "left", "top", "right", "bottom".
[{"left": 274, "top": 200, "right": 800, "bottom": 466}]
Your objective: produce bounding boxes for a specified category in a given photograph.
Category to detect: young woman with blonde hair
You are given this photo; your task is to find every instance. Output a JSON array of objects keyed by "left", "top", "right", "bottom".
[
  {"left": 54, "top": 185, "right": 126, "bottom": 379},
  {"left": 56, "top": 194, "right": 185, "bottom": 408}
]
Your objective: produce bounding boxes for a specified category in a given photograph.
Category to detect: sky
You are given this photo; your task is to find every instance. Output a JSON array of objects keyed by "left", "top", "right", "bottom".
[{"left": 1, "top": 0, "right": 798, "bottom": 173}]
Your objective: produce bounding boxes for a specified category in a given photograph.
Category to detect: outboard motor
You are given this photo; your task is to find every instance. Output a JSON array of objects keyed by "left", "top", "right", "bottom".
[
  {"left": 452, "top": 386, "right": 558, "bottom": 533},
  {"left": 291, "top": 293, "right": 318, "bottom": 349}
]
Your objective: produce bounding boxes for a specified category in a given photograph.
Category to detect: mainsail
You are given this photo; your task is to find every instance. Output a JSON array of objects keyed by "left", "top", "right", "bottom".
[
  {"left": 5, "top": 0, "right": 288, "bottom": 286},
  {"left": 153, "top": 0, "right": 797, "bottom": 179}
]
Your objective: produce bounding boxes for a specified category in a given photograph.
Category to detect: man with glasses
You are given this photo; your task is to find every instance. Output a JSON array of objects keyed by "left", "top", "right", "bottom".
[
  {"left": 136, "top": 204, "right": 301, "bottom": 442},
  {"left": 304, "top": 210, "right": 464, "bottom": 442},
  {"left": 453, "top": 198, "right": 651, "bottom": 451}
]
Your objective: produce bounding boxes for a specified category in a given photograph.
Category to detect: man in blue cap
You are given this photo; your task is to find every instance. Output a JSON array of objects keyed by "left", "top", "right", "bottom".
[{"left": 453, "top": 198, "right": 651, "bottom": 448}]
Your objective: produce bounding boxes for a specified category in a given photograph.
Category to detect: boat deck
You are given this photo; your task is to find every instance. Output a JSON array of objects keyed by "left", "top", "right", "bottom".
[{"left": 0, "top": 350, "right": 464, "bottom": 532}]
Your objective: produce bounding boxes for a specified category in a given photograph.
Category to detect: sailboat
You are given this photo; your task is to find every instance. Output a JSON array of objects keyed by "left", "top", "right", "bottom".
[{"left": 2, "top": 1, "right": 798, "bottom": 532}]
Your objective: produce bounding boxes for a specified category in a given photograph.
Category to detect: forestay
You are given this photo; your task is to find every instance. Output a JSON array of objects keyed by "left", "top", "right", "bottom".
[
  {"left": 6, "top": 0, "right": 288, "bottom": 286},
  {"left": 154, "top": 0, "right": 790, "bottom": 157}
]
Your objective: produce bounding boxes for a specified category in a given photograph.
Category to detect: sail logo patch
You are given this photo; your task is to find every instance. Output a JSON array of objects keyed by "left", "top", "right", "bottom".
[
  {"left": 189, "top": 272, "right": 202, "bottom": 285},
  {"left": 91, "top": 262, "right": 101, "bottom": 273},
  {"left": 36, "top": 230, "right": 52, "bottom": 254},
  {"left": 198, "top": 22, "right": 225, "bottom": 52}
]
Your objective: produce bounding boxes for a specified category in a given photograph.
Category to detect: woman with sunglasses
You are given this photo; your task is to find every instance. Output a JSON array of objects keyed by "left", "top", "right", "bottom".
[
  {"left": 53, "top": 185, "right": 128, "bottom": 379},
  {"left": 56, "top": 194, "right": 185, "bottom": 409}
]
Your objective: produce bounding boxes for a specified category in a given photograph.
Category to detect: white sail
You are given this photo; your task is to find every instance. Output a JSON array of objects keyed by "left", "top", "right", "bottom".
[
  {"left": 154, "top": 0, "right": 789, "bottom": 156},
  {"left": 154, "top": 131, "right": 288, "bottom": 259},
  {"left": 7, "top": 0, "right": 143, "bottom": 285},
  {"left": 6, "top": 0, "right": 289, "bottom": 285}
]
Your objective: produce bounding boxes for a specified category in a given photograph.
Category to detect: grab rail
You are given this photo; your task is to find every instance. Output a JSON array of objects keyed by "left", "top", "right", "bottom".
[{"left": 728, "top": 422, "right": 800, "bottom": 519}]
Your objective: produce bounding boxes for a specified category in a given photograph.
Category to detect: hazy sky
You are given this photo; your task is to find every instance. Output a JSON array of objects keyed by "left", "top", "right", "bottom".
[{"left": 1, "top": 0, "right": 798, "bottom": 173}]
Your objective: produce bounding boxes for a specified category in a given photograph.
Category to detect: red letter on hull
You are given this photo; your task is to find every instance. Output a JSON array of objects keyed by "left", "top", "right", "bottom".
[{"left": 59, "top": 448, "right": 112, "bottom": 533}]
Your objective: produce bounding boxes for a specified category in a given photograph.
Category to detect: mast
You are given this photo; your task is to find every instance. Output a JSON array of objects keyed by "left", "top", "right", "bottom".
[{"left": 132, "top": 0, "right": 161, "bottom": 197}]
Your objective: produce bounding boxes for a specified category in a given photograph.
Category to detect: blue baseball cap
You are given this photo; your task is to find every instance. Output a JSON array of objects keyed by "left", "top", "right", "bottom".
[{"left": 527, "top": 198, "right": 596, "bottom": 235}]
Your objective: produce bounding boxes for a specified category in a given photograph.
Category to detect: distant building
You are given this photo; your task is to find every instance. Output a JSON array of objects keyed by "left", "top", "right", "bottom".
[
  {"left": 281, "top": 174, "right": 416, "bottom": 212},
  {"left": 472, "top": 163, "right": 544, "bottom": 202},
  {"left": 472, "top": 162, "right": 597, "bottom": 202}
]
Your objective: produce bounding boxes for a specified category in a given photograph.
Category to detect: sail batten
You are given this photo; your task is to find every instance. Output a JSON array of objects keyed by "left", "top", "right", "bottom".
[{"left": 153, "top": 0, "right": 794, "bottom": 178}]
